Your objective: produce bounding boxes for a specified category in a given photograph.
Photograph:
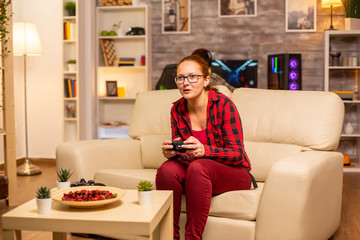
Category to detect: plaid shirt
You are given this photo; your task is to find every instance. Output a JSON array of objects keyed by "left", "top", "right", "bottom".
[{"left": 170, "top": 89, "right": 251, "bottom": 171}]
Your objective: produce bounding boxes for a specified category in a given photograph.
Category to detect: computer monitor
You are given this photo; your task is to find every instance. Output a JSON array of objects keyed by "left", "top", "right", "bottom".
[{"left": 211, "top": 59, "right": 258, "bottom": 88}]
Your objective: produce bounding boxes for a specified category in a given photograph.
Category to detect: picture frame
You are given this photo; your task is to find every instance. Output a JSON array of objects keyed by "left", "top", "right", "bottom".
[
  {"left": 162, "top": 0, "right": 191, "bottom": 34},
  {"left": 285, "top": 0, "right": 316, "bottom": 32},
  {"left": 106, "top": 81, "right": 118, "bottom": 97},
  {"left": 219, "top": 0, "right": 257, "bottom": 17}
]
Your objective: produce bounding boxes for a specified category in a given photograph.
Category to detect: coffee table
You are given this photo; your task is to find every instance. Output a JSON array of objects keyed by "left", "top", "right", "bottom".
[{"left": 2, "top": 190, "right": 173, "bottom": 240}]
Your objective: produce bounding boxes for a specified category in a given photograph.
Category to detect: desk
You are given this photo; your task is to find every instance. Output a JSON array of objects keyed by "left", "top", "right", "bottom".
[{"left": 2, "top": 190, "right": 173, "bottom": 240}]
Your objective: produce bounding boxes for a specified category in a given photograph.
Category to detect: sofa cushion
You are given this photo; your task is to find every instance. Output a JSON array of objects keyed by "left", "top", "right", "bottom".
[
  {"left": 244, "top": 141, "right": 309, "bottom": 181},
  {"left": 140, "top": 135, "right": 169, "bottom": 169},
  {"left": 129, "top": 86, "right": 232, "bottom": 139},
  {"left": 94, "top": 168, "right": 262, "bottom": 221},
  {"left": 232, "top": 88, "right": 344, "bottom": 151}
]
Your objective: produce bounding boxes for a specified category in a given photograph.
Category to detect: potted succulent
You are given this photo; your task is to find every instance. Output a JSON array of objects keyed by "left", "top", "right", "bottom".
[
  {"left": 342, "top": 0, "right": 360, "bottom": 30},
  {"left": 67, "top": 59, "right": 76, "bottom": 72},
  {"left": 36, "top": 186, "right": 52, "bottom": 214},
  {"left": 137, "top": 180, "right": 153, "bottom": 206},
  {"left": 113, "top": 20, "right": 123, "bottom": 36},
  {"left": 56, "top": 168, "right": 73, "bottom": 189},
  {"left": 65, "top": 1, "right": 76, "bottom": 16}
]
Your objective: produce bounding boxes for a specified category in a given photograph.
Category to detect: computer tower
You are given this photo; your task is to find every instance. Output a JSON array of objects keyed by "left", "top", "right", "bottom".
[{"left": 268, "top": 54, "right": 302, "bottom": 90}]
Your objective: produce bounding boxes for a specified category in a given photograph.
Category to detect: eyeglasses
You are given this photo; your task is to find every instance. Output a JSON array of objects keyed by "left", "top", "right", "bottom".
[{"left": 174, "top": 74, "right": 204, "bottom": 84}]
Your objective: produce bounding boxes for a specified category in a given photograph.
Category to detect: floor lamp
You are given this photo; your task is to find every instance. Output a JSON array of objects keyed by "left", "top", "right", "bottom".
[{"left": 13, "top": 22, "right": 43, "bottom": 176}]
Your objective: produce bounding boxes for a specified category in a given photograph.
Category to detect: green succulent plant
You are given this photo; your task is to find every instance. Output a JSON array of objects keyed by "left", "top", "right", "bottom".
[
  {"left": 137, "top": 180, "right": 153, "bottom": 191},
  {"left": 36, "top": 186, "right": 51, "bottom": 199},
  {"left": 65, "top": 1, "right": 76, "bottom": 11},
  {"left": 57, "top": 168, "right": 73, "bottom": 182},
  {"left": 342, "top": 0, "right": 360, "bottom": 18},
  {"left": 67, "top": 59, "right": 76, "bottom": 64}
]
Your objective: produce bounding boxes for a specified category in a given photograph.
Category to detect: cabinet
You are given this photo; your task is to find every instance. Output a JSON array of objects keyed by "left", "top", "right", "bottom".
[
  {"left": 95, "top": 5, "right": 152, "bottom": 138},
  {"left": 62, "top": 0, "right": 80, "bottom": 141},
  {"left": 324, "top": 30, "right": 360, "bottom": 171}
]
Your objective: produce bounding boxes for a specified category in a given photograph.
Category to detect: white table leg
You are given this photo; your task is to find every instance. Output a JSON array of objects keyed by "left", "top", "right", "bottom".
[
  {"left": 53, "top": 232, "right": 67, "bottom": 240},
  {"left": 159, "top": 203, "right": 173, "bottom": 240}
]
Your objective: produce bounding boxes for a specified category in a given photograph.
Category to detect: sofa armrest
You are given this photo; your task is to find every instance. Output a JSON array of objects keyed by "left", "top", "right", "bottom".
[
  {"left": 255, "top": 151, "right": 343, "bottom": 240},
  {"left": 56, "top": 139, "right": 143, "bottom": 182}
]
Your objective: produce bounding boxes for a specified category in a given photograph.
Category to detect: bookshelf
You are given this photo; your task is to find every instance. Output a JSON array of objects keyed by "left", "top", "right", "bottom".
[
  {"left": 324, "top": 30, "right": 360, "bottom": 172},
  {"left": 62, "top": 0, "right": 80, "bottom": 142},
  {"left": 95, "top": 5, "right": 152, "bottom": 139}
]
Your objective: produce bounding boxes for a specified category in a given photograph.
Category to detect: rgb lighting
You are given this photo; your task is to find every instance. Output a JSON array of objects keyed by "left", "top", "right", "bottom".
[{"left": 289, "top": 58, "right": 299, "bottom": 69}]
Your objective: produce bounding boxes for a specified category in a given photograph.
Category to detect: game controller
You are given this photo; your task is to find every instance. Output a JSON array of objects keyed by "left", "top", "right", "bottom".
[
  {"left": 71, "top": 178, "right": 106, "bottom": 187},
  {"left": 172, "top": 140, "right": 186, "bottom": 153}
]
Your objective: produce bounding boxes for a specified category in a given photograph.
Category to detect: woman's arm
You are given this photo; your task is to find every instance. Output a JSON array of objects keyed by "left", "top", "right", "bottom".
[{"left": 203, "top": 100, "right": 250, "bottom": 167}]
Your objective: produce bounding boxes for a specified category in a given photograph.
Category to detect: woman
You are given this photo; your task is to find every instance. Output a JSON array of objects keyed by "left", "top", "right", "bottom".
[{"left": 156, "top": 54, "right": 253, "bottom": 240}]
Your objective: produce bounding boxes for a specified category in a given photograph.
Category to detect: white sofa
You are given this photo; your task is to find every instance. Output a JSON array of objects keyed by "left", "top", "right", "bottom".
[{"left": 56, "top": 87, "right": 344, "bottom": 240}]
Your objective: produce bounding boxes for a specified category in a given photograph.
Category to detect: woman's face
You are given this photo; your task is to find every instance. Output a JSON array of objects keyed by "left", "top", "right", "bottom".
[{"left": 176, "top": 60, "right": 210, "bottom": 100}]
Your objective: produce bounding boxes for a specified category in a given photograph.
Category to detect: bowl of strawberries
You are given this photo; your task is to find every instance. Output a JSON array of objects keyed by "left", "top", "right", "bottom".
[{"left": 52, "top": 186, "right": 125, "bottom": 208}]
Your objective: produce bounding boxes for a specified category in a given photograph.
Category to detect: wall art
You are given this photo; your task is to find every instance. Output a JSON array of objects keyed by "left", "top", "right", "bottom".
[
  {"left": 286, "top": 0, "right": 316, "bottom": 32},
  {"left": 162, "top": 0, "right": 191, "bottom": 34},
  {"left": 219, "top": 0, "right": 257, "bottom": 17}
]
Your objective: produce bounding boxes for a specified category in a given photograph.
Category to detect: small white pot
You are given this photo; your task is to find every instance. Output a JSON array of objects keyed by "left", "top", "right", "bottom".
[
  {"left": 36, "top": 198, "right": 52, "bottom": 214},
  {"left": 117, "top": 29, "right": 124, "bottom": 37},
  {"left": 138, "top": 191, "right": 152, "bottom": 206},
  {"left": 67, "top": 63, "right": 76, "bottom": 72},
  {"left": 56, "top": 181, "right": 71, "bottom": 189}
]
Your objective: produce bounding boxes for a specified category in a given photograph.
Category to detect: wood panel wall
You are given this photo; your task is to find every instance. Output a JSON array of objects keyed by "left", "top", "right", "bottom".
[{"left": 146, "top": 0, "right": 346, "bottom": 90}]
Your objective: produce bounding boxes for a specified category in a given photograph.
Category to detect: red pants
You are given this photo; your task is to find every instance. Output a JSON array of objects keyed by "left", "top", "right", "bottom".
[{"left": 156, "top": 159, "right": 251, "bottom": 240}]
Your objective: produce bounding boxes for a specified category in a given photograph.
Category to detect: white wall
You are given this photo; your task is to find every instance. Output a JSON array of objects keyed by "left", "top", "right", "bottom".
[{"left": 12, "top": 0, "right": 63, "bottom": 160}]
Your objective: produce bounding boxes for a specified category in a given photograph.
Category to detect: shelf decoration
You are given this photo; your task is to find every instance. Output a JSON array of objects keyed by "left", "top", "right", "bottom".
[
  {"left": 106, "top": 80, "right": 118, "bottom": 96},
  {"left": 342, "top": 0, "right": 360, "bottom": 30},
  {"left": 64, "top": 78, "right": 77, "bottom": 98},
  {"left": 66, "top": 103, "right": 76, "bottom": 118},
  {"left": 117, "top": 86, "right": 126, "bottom": 97},
  {"left": 118, "top": 57, "right": 135, "bottom": 66},
  {"left": 97, "top": 0, "right": 131, "bottom": 6},
  {"left": 100, "top": 39, "right": 117, "bottom": 66}
]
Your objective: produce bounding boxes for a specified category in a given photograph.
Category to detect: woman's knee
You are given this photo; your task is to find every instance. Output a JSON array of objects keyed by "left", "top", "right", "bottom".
[{"left": 156, "top": 160, "right": 186, "bottom": 188}]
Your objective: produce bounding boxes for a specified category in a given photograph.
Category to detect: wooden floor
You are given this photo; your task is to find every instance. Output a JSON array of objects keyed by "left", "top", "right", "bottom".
[{"left": 0, "top": 159, "right": 359, "bottom": 240}]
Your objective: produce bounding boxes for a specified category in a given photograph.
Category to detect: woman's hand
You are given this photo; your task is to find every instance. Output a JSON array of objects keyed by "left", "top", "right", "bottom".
[
  {"left": 183, "top": 136, "right": 205, "bottom": 159},
  {"left": 162, "top": 137, "right": 181, "bottom": 159}
]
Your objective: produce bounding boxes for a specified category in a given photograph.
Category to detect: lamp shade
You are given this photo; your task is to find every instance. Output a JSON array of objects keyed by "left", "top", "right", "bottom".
[
  {"left": 321, "top": 0, "right": 343, "bottom": 8},
  {"left": 13, "top": 22, "right": 42, "bottom": 56}
]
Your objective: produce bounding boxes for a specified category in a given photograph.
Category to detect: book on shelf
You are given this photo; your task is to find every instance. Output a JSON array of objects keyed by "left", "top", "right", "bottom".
[
  {"left": 63, "top": 22, "right": 76, "bottom": 40},
  {"left": 64, "top": 78, "right": 77, "bottom": 98}
]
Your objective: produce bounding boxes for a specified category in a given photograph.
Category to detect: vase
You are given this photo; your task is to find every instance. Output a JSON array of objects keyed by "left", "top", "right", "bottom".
[
  {"left": 67, "top": 110, "right": 75, "bottom": 118},
  {"left": 56, "top": 181, "right": 71, "bottom": 189},
  {"left": 344, "top": 122, "right": 354, "bottom": 134},
  {"left": 36, "top": 198, "right": 52, "bottom": 214},
  {"left": 345, "top": 18, "right": 360, "bottom": 30},
  {"left": 117, "top": 29, "right": 124, "bottom": 37},
  {"left": 138, "top": 191, "right": 152, "bottom": 206}
]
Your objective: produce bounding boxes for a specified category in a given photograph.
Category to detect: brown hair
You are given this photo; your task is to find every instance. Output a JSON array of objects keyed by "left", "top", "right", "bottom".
[{"left": 177, "top": 55, "right": 218, "bottom": 92}]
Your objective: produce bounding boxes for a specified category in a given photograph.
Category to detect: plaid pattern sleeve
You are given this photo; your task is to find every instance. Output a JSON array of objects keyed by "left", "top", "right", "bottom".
[
  {"left": 170, "top": 103, "right": 192, "bottom": 163},
  {"left": 203, "top": 91, "right": 251, "bottom": 170}
]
